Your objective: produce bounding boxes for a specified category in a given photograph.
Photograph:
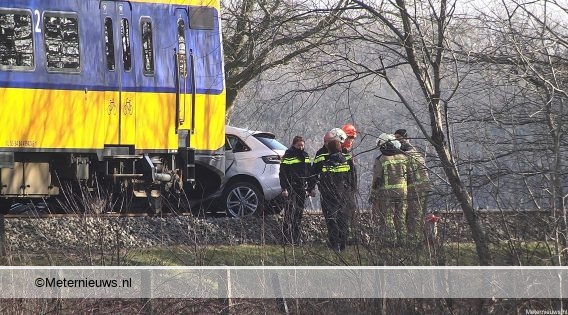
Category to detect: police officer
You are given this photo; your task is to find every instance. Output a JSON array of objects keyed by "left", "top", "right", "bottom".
[
  {"left": 318, "top": 138, "right": 352, "bottom": 252},
  {"left": 312, "top": 131, "right": 337, "bottom": 176},
  {"left": 279, "top": 136, "right": 314, "bottom": 245},
  {"left": 370, "top": 133, "right": 408, "bottom": 244},
  {"left": 312, "top": 129, "right": 343, "bottom": 218}
]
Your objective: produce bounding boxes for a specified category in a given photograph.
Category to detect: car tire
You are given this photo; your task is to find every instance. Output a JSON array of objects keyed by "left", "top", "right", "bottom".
[{"left": 222, "top": 181, "right": 264, "bottom": 217}]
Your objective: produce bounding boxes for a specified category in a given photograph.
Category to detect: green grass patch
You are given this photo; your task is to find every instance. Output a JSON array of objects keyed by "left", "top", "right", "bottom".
[
  {"left": 125, "top": 244, "right": 361, "bottom": 266},
  {"left": 123, "top": 241, "right": 561, "bottom": 266},
  {"left": 444, "top": 241, "right": 554, "bottom": 265},
  {"left": 3, "top": 241, "right": 558, "bottom": 266}
]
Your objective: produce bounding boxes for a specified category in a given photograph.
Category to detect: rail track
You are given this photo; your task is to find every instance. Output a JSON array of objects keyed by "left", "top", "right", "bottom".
[
  {"left": 1, "top": 194, "right": 209, "bottom": 218},
  {"left": 2, "top": 211, "right": 197, "bottom": 219}
]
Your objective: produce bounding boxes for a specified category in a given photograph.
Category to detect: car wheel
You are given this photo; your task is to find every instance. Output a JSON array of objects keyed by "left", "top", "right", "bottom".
[{"left": 223, "top": 182, "right": 264, "bottom": 217}]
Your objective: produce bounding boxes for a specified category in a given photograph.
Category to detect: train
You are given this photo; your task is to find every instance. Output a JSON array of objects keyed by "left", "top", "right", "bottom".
[{"left": 0, "top": 0, "right": 226, "bottom": 214}]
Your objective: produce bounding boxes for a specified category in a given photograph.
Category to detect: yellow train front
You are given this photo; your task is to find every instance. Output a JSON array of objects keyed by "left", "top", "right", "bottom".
[{"left": 0, "top": 0, "right": 226, "bottom": 213}]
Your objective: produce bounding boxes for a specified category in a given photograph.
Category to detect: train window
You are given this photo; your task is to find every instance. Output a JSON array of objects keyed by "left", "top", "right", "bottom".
[
  {"left": 43, "top": 13, "right": 80, "bottom": 72},
  {"left": 0, "top": 10, "right": 34, "bottom": 70},
  {"left": 140, "top": 18, "right": 154, "bottom": 75},
  {"left": 120, "top": 18, "right": 131, "bottom": 71},
  {"left": 188, "top": 7, "right": 215, "bottom": 30},
  {"left": 104, "top": 17, "right": 115, "bottom": 71}
]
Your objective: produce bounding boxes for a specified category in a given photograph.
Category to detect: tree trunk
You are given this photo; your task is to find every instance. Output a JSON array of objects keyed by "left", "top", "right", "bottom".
[
  {"left": 226, "top": 87, "right": 238, "bottom": 121},
  {"left": 435, "top": 143, "right": 492, "bottom": 265},
  {"left": 429, "top": 99, "right": 491, "bottom": 264}
]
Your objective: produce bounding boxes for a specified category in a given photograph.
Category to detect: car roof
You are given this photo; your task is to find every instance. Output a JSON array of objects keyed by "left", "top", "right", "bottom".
[{"left": 226, "top": 125, "right": 276, "bottom": 139}]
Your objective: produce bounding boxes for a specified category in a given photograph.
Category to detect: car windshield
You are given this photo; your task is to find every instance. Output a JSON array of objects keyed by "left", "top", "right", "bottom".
[{"left": 254, "top": 134, "right": 287, "bottom": 151}]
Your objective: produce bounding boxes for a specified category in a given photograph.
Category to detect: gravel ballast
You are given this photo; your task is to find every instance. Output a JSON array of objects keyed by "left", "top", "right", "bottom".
[{"left": 1, "top": 210, "right": 552, "bottom": 251}]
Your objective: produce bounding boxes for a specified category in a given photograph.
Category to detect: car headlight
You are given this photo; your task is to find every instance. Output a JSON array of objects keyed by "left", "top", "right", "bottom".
[{"left": 261, "top": 155, "right": 281, "bottom": 164}]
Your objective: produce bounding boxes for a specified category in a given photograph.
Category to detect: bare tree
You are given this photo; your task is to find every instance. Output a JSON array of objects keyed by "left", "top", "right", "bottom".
[
  {"left": 337, "top": 0, "right": 493, "bottom": 264},
  {"left": 454, "top": 0, "right": 568, "bottom": 265},
  {"left": 222, "top": 0, "right": 349, "bottom": 118},
  {"left": 499, "top": 0, "right": 568, "bottom": 266}
]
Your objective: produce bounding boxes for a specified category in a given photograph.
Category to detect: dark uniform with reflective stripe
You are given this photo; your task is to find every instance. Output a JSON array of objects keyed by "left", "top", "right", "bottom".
[
  {"left": 312, "top": 146, "right": 329, "bottom": 179},
  {"left": 313, "top": 146, "right": 330, "bottom": 233},
  {"left": 314, "top": 146, "right": 356, "bottom": 216},
  {"left": 313, "top": 145, "right": 330, "bottom": 214},
  {"left": 342, "top": 150, "right": 357, "bottom": 193},
  {"left": 279, "top": 146, "right": 313, "bottom": 245},
  {"left": 316, "top": 151, "right": 352, "bottom": 251}
]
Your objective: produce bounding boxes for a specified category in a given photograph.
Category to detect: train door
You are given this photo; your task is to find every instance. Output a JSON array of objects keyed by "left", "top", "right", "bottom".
[{"left": 101, "top": 1, "right": 136, "bottom": 145}]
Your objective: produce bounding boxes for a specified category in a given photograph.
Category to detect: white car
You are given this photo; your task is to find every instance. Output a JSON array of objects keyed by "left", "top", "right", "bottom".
[{"left": 219, "top": 125, "right": 287, "bottom": 217}]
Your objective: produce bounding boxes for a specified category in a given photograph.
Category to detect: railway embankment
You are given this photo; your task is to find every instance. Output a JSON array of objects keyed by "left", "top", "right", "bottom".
[{"left": 2, "top": 210, "right": 553, "bottom": 251}]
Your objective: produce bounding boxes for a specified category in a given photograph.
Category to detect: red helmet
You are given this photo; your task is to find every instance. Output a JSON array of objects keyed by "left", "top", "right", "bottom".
[{"left": 342, "top": 124, "right": 357, "bottom": 138}]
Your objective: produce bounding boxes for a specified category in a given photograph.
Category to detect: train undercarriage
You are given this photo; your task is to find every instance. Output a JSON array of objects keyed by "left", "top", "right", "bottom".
[{"left": 0, "top": 148, "right": 222, "bottom": 215}]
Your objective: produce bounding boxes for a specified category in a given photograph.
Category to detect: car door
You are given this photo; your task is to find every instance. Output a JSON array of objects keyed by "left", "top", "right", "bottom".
[{"left": 226, "top": 133, "right": 261, "bottom": 174}]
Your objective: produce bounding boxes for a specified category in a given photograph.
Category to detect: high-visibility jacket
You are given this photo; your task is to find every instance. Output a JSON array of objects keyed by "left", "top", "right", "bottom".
[
  {"left": 312, "top": 146, "right": 329, "bottom": 177},
  {"left": 372, "top": 152, "right": 408, "bottom": 196},
  {"left": 405, "top": 147, "right": 431, "bottom": 193},
  {"left": 279, "top": 147, "right": 312, "bottom": 191},
  {"left": 318, "top": 152, "right": 352, "bottom": 205},
  {"left": 313, "top": 146, "right": 356, "bottom": 192},
  {"left": 342, "top": 149, "right": 358, "bottom": 192}
]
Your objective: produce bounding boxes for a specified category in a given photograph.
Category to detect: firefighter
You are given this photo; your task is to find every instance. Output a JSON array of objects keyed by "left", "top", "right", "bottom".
[
  {"left": 370, "top": 133, "right": 408, "bottom": 244},
  {"left": 341, "top": 123, "right": 359, "bottom": 239},
  {"left": 341, "top": 123, "right": 357, "bottom": 152},
  {"left": 341, "top": 124, "right": 357, "bottom": 189},
  {"left": 394, "top": 129, "right": 432, "bottom": 243},
  {"left": 279, "top": 136, "right": 315, "bottom": 245}
]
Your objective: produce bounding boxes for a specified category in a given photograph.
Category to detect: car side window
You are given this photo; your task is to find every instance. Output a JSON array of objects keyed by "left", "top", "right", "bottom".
[
  {"left": 225, "top": 136, "right": 233, "bottom": 151},
  {"left": 226, "top": 135, "right": 250, "bottom": 153}
]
